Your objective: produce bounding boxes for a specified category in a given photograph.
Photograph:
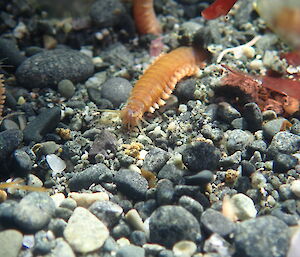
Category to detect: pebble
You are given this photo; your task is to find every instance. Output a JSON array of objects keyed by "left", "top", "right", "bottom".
[
  {"left": 273, "top": 153, "right": 298, "bottom": 173},
  {"left": 243, "top": 102, "right": 263, "bottom": 132},
  {"left": 12, "top": 149, "right": 33, "bottom": 176},
  {"left": 68, "top": 192, "right": 109, "bottom": 208},
  {"left": 158, "top": 163, "right": 185, "bottom": 184},
  {"left": 16, "top": 49, "right": 94, "bottom": 89},
  {"left": 0, "top": 37, "right": 25, "bottom": 68},
  {"left": 33, "top": 230, "right": 55, "bottom": 255},
  {"left": 114, "top": 169, "right": 148, "bottom": 200},
  {"left": 100, "top": 77, "right": 132, "bottom": 108},
  {"left": 89, "top": 200, "right": 123, "bottom": 228},
  {"left": 130, "top": 231, "right": 147, "bottom": 246},
  {"left": 48, "top": 218, "right": 67, "bottom": 237},
  {"left": 267, "top": 131, "right": 300, "bottom": 159},
  {"left": 112, "top": 222, "right": 131, "bottom": 239},
  {"left": 68, "top": 163, "right": 113, "bottom": 191},
  {"left": 225, "top": 129, "right": 254, "bottom": 154},
  {"left": 0, "top": 129, "right": 23, "bottom": 161},
  {"left": 178, "top": 196, "right": 203, "bottom": 221},
  {"left": 291, "top": 180, "right": 300, "bottom": 198},
  {"left": 241, "top": 160, "right": 256, "bottom": 176},
  {"left": 156, "top": 179, "right": 175, "bottom": 205},
  {"left": 247, "top": 139, "right": 268, "bottom": 156},
  {"left": 46, "top": 154, "right": 66, "bottom": 173},
  {"left": 263, "top": 118, "right": 289, "bottom": 140},
  {"left": 89, "top": 0, "right": 125, "bottom": 28},
  {"left": 58, "top": 79, "right": 75, "bottom": 99},
  {"left": 172, "top": 240, "right": 197, "bottom": 257},
  {"left": 149, "top": 205, "right": 201, "bottom": 248},
  {"left": 13, "top": 192, "right": 55, "bottom": 232},
  {"left": 217, "top": 102, "right": 241, "bottom": 123},
  {"left": 125, "top": 209, "right": 146, "bottom": 232},
  {"left": 184, "top": 170, "right": 214, "bottom": 185},
  {"left": 64, "top": 207, "right": 109, "bottom": 253},
  {"left": 116, "top": 245, "right": 145, "bottom": 257},
  {"left": 234, "top": 216, "right": 290, "bottom": 257},
  {"left": 23, "top": 107, "right": 61, "bottom": 142},
  {"left": 51, "top": 238, "right": 75, "bottom": 257},
  {"left": 203, "top": 233, "right": 233, "bottom": 257},
  {"left": 230, "top": 193, "right": 257, "bottom": 220},
  {"left": 0, "top": 200, "right": 18, "bottom": 226},
  {"left": 182, "top": 142, "right": 221, "bottom": 172},
  {"left": 0, "top": 229, "right": 23, "bottom": 257},
  {"left": 142, "top": 147, "right": 170, "bottom": 173},
  {"left": 200, "top": 208, "right": 235, "bottom": 237},
  {"left": 175, "top": 79, "right": 196, "bottom": 100},
  {"left": 201, "top": 124, "right": 224, "bottom": 143}
]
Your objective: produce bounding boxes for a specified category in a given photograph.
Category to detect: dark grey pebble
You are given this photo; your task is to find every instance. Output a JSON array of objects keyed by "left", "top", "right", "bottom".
[
  {"left": 217, "top": 102, "right": 241, "bottom": 123},
  {"left": 130, "top": 231, "right": 147, "bottom": 247},
  {"left": 55, "top": 207, "right": 73, "bottom": 221},
  {"left": 33, "top": 230, "right": 55, "bottom": 255},
  {"left": 13, "top": 192, "right": 55, "bottom": 233},
  {"left": 263, "top": 118, "right": 289, "bottom": 140},
  {"left": 178, "top": 195, "right": 204, "bottom": 221},
  {"left": 100, "top": 77, "right": 132, "bottom": 108},
  {"left": 0, "top": 119, "right": 19, "bottom": 131},
  {"left": 225, "top": 129, "right": 254, "bottom": 154},
  {"left": 89, "top": 130, "right": 117, "bottom": 160},
  {"left": 101, "top": 43, "right": 134, "bottom": 68},
  {"left": 134, "top": 199, "right": 157, "bottom": 220},
  {"left": 182, "top": 141, "right": 221, "bottom": 172},
  {"left": 201, "top": 124, "right": 224, "bottom": 143},
  {"left": 174, "top": 78, "right": 196, "bottom": 100},
  {"left": 200, "top": 208, "right": 235, "bottom": 237},
  {"left": 247, "top": 139, "right": 267, "bottom": 156},
  {"left": 157, "top": 163, "right": 185, "bottom": 184},
  {"left": 271, "top": 208, "right": 299, "bottom": 226},
  {"left": 111, "top": 222, "right": 131, "bottom": 239},
  {"left": 219, "top": 151, "right": 241, "bottom": 169},
  {"left": 16, "top": 49, "right": 94, "bottom": 89},
  {"left": 102, "top": 236, "right": 118, "bottom": 253},
  {"left": 241, "top": 160, "right": 256, "bottom": 176},
  {"left": 0, "top": 200, "right": 18, "bottom": 226},
  {"left": 142, "top": 147, "right": 170, "bottom": 173},
  {"left": 174, "top": 185, "right": 210, "bottom": 208},
  {"left": 57, "top": 79, "right": 75, "bottom": 99},
  {"left": 23, "top": 107, "right": 61, "bottom": 143},
  {"left": 273, "top": 153, "right": 298, "bottom": 173},
  {"left": 231, "top": 117, "right": 247, "bottom": 130},
  {"left": 12, "top": 149, "right": 33, "bottom": 176},
  {"left": 114, "top": 169, "right": 148, "bottom": 200},
  {"left": 116, "top": 245, "right": 145, "bottom": 257},
  {"left": 68, "top": 163, "right": 113, "bottom": 191},
  {"left": 149, "top": 205, "right": 201, "bottom": 248},
  {"left": 89, "top": 200, "right": 123, "bottom": 228},
  {"left": 266, "top": 131, "right": 300, "bottom": 159},
  {"left": 184, "top": 170, "right": 214, "bottom": 185},
  {"left": 278, "top": 184, "right": 294, "bottom": 201},
  {"left": 48, "top": 218, "right": 67, "bottom": 237},
  {"left": 0, "top": 37, "right": 25, "bottom": 68},
  {"left": 90, "top": 0, "right": 125, "bottom": 28},
  {"left": 0, "top": 129, "right": 23, "bottom": 162},
  {"left": 156, "top": 179, "right": 174, "bottom": 205},
  {"left": 234, "top": 215, "right": 290, "bottom": 257},
  {"left": 59, "top": 198, "right": 77, "bottom": 211},
  {"left": 243, "top": 102, "right": 263, "bottom": 132}
]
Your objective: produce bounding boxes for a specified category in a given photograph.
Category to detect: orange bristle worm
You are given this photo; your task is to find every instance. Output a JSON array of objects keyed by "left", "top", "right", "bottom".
[
  {"left": 120, "top": 46, "right": 209, "bottom": 128},
  {"left": 0, "top": 74, "right": 5, "bottom": 118},
  {"left": 133, "top": 0, "right": 162, "bottom": 35}
]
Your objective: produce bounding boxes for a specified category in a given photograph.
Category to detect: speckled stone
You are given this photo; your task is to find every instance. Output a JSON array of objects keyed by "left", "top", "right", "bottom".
[
  {"left": 142, "top": 147, "right": 170, "bottom": 173},
  {"left": 16, "top": 49, "right": 94, "bottom": 89}
]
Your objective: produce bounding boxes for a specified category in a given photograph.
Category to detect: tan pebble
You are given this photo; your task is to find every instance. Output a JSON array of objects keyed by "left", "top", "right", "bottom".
[
  {"left": 242, "top": 46, "right": 255, "bottom": 58},
  {"left": 125, "top": 209, "right": 146, "bottom": 232},
  {"left": 116, "top": 237, "right": 130, "bottom": 247},
  {"left": 68, "top": 192, "right": 109, "bottom": 208},
  {"left": 173, "top": 240, "right": 197, "bottom": 257},
  {"left": 291, "top": 180, "right": 300, "bottom": 198},
  {"left": 0, "top": 190, "right": 7, "bottom": 203},
  {"left": 249, "top": 59, "right": 263, "bottom": 70}
]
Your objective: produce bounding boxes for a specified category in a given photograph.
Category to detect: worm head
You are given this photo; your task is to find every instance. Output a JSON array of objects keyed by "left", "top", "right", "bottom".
[{"left": 120, "top": 104, "right": 144, "bottom": 128}]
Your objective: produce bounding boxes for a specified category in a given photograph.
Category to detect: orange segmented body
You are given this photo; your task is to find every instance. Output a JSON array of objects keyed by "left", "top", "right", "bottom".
[
  {"left": 120, "top": 46, "right": 209, "bottom": 127},
  {"left": 0, "top": 74, "right": 5, "bottom": 117},
  {"left": 133, "top": 0, "right": 162, "bottom": 35}
]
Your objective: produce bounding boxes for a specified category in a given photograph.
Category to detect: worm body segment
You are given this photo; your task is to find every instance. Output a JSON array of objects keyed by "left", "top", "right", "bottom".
[
  {"left": 133, "top": 0, "right": 162, "bottom": 35},
  {"left": 120, "top": 46, "right": 208, "bottom": 127}
]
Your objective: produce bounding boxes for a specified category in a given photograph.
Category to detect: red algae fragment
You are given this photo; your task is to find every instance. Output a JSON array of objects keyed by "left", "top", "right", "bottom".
[{"left": 201, "top": 0, "right": 238, "bottom": 20}]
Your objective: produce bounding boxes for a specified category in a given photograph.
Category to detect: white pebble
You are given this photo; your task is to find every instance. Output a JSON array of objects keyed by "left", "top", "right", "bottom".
[
  {"left": 125, "top": 209, "right": 146, "bottom": 232},
  {"left": 173, "top": 240, "right": 197, "bottom": 257},
  {"left": 178, "top": 104, "right": 188, "bottom": 113},
  {"left": 116, "top": 237, "right": 130, "bottom": 247},
  {"left": 249, "top": 59, "right": 263, "bottom": 70},
  {"left": 51, "top": 193, "right": 66, "bottom": 208},
  {"left": 46, "top": 154, "right": 66, "bottom": 173},
  {"left": 242, "top": 46, "right": 255, "bottom": 58},
  {"left": 291, "top": 180, "right": 300, "bottom": 198}
]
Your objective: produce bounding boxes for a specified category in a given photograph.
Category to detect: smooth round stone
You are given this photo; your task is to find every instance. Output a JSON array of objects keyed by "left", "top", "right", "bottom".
[
  {"left": 68, "top": 192, "right": 109, "bottom": 208},
  {"left": 100, "top": 77, "right": 132, "bottom": 108},
  {"left": 149, "top": 205, "right": 201, "bottom": 248},
  {"left": 291, "top": 180, "right": 300, "bottom": 198},
  {"left": 231, "top": 193, "right": 257, "bottom": 220},
  {"left": 234, "top": 216, "right": 289, "bottom": 257},
  {"left": 184, "top": 170, "right": 214, "bottom": 185},
  {"left": 12, "top": 149, "right": 33, "bottom": 176},
  {"left": 51, "top": 238, "right": 75, "bottom": 257},
  {"left": 48, "top": 218, "right": 67, "bottom": 237},
  {"left": 263, "top": 118, "right": 289, "bottom": 140},
  {"left": 33, "top": 230, "right": 55, "bottom": 255},
  {"left": 273, "top": 153, "right": 298, "bottom": 173},
  {"left": 243, "top": 102, "right": 263, "bottom": 132},
  {"left": 156, "top": 179, "right": 174, "bottom": 205},
  {"left": 16, "top": 49, "right": 94, "bottom": 89},
  {"left": 178, "top": 196, "right": 203, "bottom": 221},
  {"left": 64, "top": 207, "right": 109, "bottom": 253},
  {"left": 58, "top": 79, "right": 75, "bottom": 99},
  {"left": 116, "top": 245, "right": 145, "bottom": 257},
  {"left": 130, "top": 231, "right": 147, "bottom": 247},
  {"left": 217, "top": 102, "right": 241, "bottom": 123},
  {"left": 142, "top": 147, "right": 170, "bottom": 173},
  {"left": 0, "top": 129, "right": 23, "bottom": 161},
  {"left": 0, "top": 229, "right": 23, "bottom": 257},
  {"left": 225, "top": 129, "right": 254, "bottom": 154},
  {"left": 172, "top": 240, "right": 197, "bottom": 257}
]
